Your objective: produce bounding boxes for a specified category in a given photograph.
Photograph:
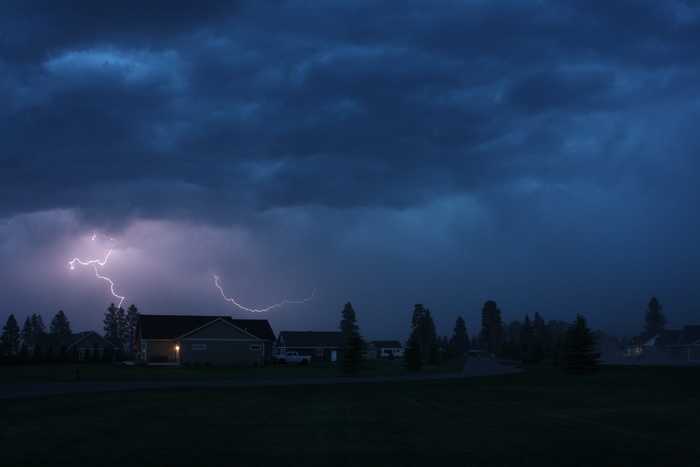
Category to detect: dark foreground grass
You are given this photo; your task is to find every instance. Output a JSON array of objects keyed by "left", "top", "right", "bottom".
[{"left": 2, "top": 364, "right": 700, "bottom": 467}]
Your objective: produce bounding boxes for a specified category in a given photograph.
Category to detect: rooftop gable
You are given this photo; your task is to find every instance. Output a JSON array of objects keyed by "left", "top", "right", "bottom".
[{"left": 137, "top": 314, "right": 275, "bottom": 341}]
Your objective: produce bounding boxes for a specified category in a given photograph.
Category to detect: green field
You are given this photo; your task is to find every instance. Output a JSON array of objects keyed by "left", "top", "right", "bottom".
[{"left": 2, "top": 363, "right": 699, "bottom": 466}]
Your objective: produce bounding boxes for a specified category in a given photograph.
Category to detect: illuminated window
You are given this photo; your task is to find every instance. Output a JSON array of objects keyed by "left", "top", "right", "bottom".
[
  {"left": 192, "top": 344, "right": 206, "bottom": 351},
  {"left": 250, "top": 344, "right": 261, "bottom": 350}
]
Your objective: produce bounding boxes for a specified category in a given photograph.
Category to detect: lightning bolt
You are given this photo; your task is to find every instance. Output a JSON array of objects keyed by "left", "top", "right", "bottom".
[
  {"left": 214, "top": 275, "right": 316, "bottom": 313},
  {"left": 69, "top": 233, "right": 125, "bottom": 308}
]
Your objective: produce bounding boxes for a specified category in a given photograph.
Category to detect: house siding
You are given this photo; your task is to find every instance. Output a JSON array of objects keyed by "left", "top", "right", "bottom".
[
  {"left": 179, "top": 339, "right": 264, "bottom": 366},
  {"left": 143, "top": 340, "right": 177, "bottom": 363}
]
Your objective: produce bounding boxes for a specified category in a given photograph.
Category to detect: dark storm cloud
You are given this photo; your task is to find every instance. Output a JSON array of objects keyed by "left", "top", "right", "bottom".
[{"left": 2, "top": 1, "right": 700, "bottom": 337}]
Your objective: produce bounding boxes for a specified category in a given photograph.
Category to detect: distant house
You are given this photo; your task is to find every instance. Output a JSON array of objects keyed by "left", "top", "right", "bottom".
[
  {"left": 32, "top": 331, "right": 120, "bottom": 362},
  {"left": 136, "top": 315, "right": 276, "bottom": 366},
  {"left": 372, "top": 340, "right": 404, "bottom": 358},
  {"left": 624, "top": 326, "right": 700, "bottom": 363},
  {"left": 624, "top": 333, "right": 656, "bottom": 358},
  {"left": 276, "top": 331, "right": 345, "bottom": 362}
]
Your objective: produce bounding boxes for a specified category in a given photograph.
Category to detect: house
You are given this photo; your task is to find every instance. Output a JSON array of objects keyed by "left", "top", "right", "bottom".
[
  {"left": 136, "top": 315, "right": 276, "bottom": 366},
  {"left": 623, "top": 333, "right": 656, "bottom": 358},
  {"left": 276, "top": 331, "right": 345, "bottom": 362},
  {"left": 32, "top": 331, "right": 120, "bottom": 362},
  {"left": 679, "top": 325, "right": 700, "bottom": 362},
  {"left": 372, "top": 340, "right": 404, "bottom": 358},
  {"left": 624, "top": 326, "right": 700, "bottom": 363}
]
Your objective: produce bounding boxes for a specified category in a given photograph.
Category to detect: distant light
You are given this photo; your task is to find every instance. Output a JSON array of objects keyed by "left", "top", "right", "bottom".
[{"left": 175, "top": 346, "right": 179, "bottom": 351}]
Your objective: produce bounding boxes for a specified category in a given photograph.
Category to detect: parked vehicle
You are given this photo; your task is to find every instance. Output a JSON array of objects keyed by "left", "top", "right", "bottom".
[{"left": 276, "top": 351, "right": 311, "bottom": 364}]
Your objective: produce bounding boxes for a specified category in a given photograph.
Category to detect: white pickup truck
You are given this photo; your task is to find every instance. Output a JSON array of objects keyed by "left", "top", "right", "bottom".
[{"left": 275, "top": 351, "right": 311, "bottom": 364}]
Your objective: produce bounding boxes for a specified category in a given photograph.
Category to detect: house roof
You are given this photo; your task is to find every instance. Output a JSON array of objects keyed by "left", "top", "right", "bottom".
[
  {"left": 680, "top": 325, "right": 700, "bottom": 345},
  {"left": 629, "top": 333, "right": 657, "bottom": 346},
  {"left": 137, "top": 315, "right": 275, "bottom": 341},
  {"left": 32, "top": 331, "right": 117, "bottom": 349},
  {"left": 372, "top": 340, "right": 403, "bottom": 349},
  {"left": 278, "top": 331, "right": 344, "bottom": 348},
  {"left": 654, "top": 330, "right": 682, "bottom": 346}
]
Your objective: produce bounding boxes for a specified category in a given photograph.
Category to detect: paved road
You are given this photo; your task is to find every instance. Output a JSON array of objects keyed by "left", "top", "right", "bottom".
[{"left": 0, "top": 358, "right": 522, "bottom": 399}]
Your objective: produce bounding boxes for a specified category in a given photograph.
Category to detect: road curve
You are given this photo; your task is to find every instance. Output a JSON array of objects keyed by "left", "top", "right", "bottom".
[{"left": 0, "top": 358, "right": 521, "bottom": 399}]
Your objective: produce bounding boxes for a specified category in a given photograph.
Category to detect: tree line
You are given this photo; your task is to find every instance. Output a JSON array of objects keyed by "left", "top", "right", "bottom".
[
  {"left": 333, "top": 299, "right": 605, "bottom": 375},
  {"left": 0, "top": 303, "right": 140, "bottom": 365}
]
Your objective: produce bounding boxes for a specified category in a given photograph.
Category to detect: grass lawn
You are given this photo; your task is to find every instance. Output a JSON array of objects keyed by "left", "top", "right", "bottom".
[{"left": 2, "top": 363, "right": 700, "bottom": 466}]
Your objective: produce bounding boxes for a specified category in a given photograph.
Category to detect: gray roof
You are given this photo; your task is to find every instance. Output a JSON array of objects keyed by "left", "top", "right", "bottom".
[
  {"left": 278, "top": 331, "right": 344, "bottom": 348},
  {"left": 680, "top": 325, "right": 700, "bottom": 345},
  {"left": 32, "top": 331, "right": 117, "bottom": 349},
  {"left": 137, "top": 315, "right": 275, "bottom": 341},
  {"left": 654, "top": 330, "right": 682, "bottom": 346}
]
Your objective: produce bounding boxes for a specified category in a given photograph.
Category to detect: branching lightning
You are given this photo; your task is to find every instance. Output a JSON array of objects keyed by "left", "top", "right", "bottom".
[
  {"left": 69, "top": 232, "right": 125, "bottom": 308},
  {"left": 214, "top": 275, "right": 316, "bottom": 313}
]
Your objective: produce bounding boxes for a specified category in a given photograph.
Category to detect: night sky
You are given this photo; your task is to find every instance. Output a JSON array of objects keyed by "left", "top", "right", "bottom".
[{"left": 2, "top": 1, "right": 699, "bottom": 342}]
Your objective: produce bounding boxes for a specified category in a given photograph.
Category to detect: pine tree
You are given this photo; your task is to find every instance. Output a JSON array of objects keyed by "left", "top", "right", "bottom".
[
  {"left": 50, "top": 310, "right": 72, "bottom": 335},
  {"left": 338, "top": 302, "right": 360, "bottom": 334},
  {"left": 124, "top": 304, "right": 140, "bottom": 352},
  {"left": 1, "top": 314, "right": 21, "bottom": 355},
  {"left": 450, "top": 316, "right": 469, "bottom": 358},
  {"left": 339, "top": 330, "right": 366, "bottom": 375},
  {"left": 403, "top": 330, "right": 423, "bottom": 370},
  {"left": 560, "top": 315, "right": 601, "bottom": 374},
  {"left": 104, "top": 303, "right": 119, "bottom": 338},
  {"left": 21, "top": 317, "right": 33, "bottom": 346},
  {"left": 643, "top": 297, "right": 667, "bottom": 337},
  {"left": 30, "top": 313, "right": 46, "bottom": 335},
  {"left": 480, "top": 300, "right": 502, "bottom": 357},
  {"left": 410, "top": 304, "right": 438, "bottom": 362}
]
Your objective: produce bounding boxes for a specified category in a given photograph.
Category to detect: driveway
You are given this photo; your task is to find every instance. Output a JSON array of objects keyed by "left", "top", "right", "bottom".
[{"left": 0, "top": 357, "right": 521, "bottom": 399}]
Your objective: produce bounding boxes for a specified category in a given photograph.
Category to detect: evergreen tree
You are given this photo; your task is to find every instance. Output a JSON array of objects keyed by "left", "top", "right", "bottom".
[
  {"left": 560, "top": 315, "right": 601, "bottom": 374},
  {"left": 450, "top": 316, "right": 469, "bottom": 358},
  {"left": 116, "top": 306, "right": 126, "bottom": 340},
  {"left": 403, "top": 330, "right": 423, "bottom": 370},
  {"left": 21, "top": 317, "right": 33, "bottom": 346},
  {"left": 30, "top": 313, "right": 46, "bottom": 335},
  {"left": 480, "top": 300, "right": 502, "bottom": 357},
  {"left": 339, "top": 330, "right": 366, "bottom": 375},
  {"left": 410, "top": 304, "right": 438, "bottom": 362},
  {"left": 643, "top": 297, "right": 667, "bottom": 337},
  {"left": 1, "top": 314, "right": 21, "bottom": 355},
  {"left": 124, "top": 304, "right": 140, "bottom": 352},
  {"left": 103, "top": 303, "right": 120, "bottom": 339},
  {"left": 427, "top": 337, "right": 441, "bottom": 364},
  {"left": 50, "top": 310, "right": 72, "bottom": 335},
  {"left": 338, "top": 302, "right": 360, "bottom": 334}
]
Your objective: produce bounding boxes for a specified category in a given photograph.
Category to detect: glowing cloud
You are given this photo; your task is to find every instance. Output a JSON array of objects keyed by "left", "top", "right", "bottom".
[
  {"left": 214, "top": 275, "right": 316, "bottom": 313},
  {"left": 69, "top": 232, "right": 125, "bottom": 308}
]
